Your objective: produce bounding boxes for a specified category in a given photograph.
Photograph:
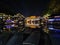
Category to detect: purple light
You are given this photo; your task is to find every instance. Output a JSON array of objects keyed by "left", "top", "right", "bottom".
[
  {"left": 48, "top": 19, "right": 55, "bottom": 22},
  {"left": 5, "top": 25, "right": 12, "bottom": 29},
  {"left": 6, "top": 20, "right": 12, "bottom": 23}
]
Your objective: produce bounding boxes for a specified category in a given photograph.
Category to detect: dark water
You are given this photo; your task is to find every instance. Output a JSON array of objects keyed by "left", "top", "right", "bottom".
[
  {"left": 0, "top": 29, "right": 60, "bottom": 45},
  {"left": 49, "top": 32, "right": 60, "bottom": 45}
]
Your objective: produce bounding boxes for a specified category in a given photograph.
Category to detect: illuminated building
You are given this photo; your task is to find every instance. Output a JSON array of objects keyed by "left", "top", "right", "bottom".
[{"left": 25, "top": 16, "right": 41, "bottom": 28}]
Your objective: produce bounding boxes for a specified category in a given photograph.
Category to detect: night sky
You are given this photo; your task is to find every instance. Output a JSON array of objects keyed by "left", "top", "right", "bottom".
[{"left": 0, "top": 0, "right": 50, "bottom": 16}]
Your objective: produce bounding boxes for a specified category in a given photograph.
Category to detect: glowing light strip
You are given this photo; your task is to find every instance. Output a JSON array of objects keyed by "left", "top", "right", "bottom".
[
  {"left": 48, "top": 27, "right": 60, "bottom": 31},
  {"left": 55, "top": 19, "right": 60, "bottom": 20},
  {"left": 48, "top": 19, "right": 55, "bottom": 21},
  {"left": 48, "top": 27, "right": 54, "bottom": 30}
]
